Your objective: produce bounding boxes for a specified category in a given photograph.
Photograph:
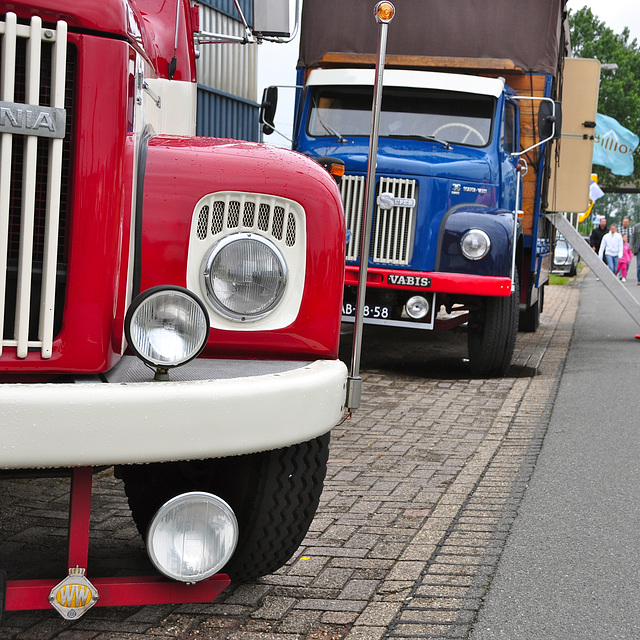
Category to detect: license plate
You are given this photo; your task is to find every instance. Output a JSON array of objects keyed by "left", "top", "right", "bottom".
[{"left": 342, "top": 302, "right": 392, "bottom": 320}]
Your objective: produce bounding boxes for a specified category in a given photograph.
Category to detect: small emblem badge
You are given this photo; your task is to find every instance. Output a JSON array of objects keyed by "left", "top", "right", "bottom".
[
  {"left": 49, "top": 567, "right": 99, "bottom": 620},
  {"left": 376, "top": 192, "right": 416, "bottom": 210},
  {"left": 387, "top": 274, "right": 431, "bottom": 287},
  {"left": 0, "top": 101, "right": 67, "bottom": 139}
]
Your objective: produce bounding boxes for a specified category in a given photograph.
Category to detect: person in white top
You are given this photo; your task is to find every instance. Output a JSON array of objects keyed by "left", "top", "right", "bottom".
[{"left": 599, "top": 223, "right": 624, "bottom": 274}]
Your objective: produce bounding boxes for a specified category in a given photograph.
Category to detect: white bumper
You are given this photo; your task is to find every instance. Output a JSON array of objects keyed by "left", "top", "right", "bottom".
[{"left": 0, "top": 356, "right": 348, "bottom": 469}]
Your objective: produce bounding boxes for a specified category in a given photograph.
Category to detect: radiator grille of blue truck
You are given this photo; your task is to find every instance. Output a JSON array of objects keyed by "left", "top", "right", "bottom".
[{"left": 341, "top": 175, "right": 416, "bottom": 266}]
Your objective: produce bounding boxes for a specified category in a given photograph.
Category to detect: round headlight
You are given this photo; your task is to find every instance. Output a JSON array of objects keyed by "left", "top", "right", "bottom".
[
  {"left": 147, "top": 492, "right": 239, "bottom": 583},
  {"left": 125, "top": 286, "right": 209, "bottom": 368},
  {"left": 461, "top": 229, "right": 491, "bottom": 260},
  {"left": 406, "top": 295, "right": 430, "bottom": 320},
  {"left": 202, "top": 233, "right": 287, "bottom": 321}
]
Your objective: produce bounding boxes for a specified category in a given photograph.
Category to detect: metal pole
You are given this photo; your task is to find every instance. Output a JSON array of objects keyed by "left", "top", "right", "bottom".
[{"left": 346, "top": 2, "right": 395, "bottom": 411}]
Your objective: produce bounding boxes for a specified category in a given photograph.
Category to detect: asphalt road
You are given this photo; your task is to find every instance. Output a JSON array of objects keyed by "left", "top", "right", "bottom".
[
  {"left": 470, "top": 269, "right": 640, "bottom": 640},
  {"left": 2, "top": 275, "right": 626, "bottom": 639}
]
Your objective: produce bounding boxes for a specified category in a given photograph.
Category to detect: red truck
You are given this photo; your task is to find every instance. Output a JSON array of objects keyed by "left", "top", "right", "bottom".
[{"left": 0, "top": 0, "right": 350, "bottom": 621}]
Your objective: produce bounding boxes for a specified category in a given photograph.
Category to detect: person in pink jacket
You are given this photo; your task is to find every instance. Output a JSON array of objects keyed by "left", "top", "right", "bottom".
[{"left": 617, "top": 234, "right": 633, "bottom": 282}]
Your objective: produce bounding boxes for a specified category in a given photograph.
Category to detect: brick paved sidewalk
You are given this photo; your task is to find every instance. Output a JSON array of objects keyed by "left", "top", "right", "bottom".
[{"left": 0, "top": 284, "right": 579, "bottom": 640}]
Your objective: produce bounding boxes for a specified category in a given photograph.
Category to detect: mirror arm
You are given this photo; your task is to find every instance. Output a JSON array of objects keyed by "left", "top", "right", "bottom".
[
  {"left": 259, "top": 118, "right": 294, "bottom": 144},
  {"left": 510, "top": 95, "right": 558, "bottom": 158},
  {"left": 196, "top": 31, "right": 253, "bottom": 45}
]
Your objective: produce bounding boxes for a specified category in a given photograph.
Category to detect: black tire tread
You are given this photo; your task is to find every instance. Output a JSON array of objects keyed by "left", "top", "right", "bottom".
[
  {"left": 467, "top": 279, "right": 519, "bottom": 376},
  {"left": 121, "top": 434, "right": 329, "bottom": 584}
]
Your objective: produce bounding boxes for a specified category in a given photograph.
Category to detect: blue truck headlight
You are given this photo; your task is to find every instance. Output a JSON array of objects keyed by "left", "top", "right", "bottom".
[
  {"left": 147, "top": 492, "right": 239, "bottom": 582},
  {"left": 125, "top": 286, "right": 209, "bottom": 368},
  {"left": 202, "top": 233, "right": 287, "bottom": 321},
  {"left": 461, "top": 229, "right": 491, "bottom": 260}
]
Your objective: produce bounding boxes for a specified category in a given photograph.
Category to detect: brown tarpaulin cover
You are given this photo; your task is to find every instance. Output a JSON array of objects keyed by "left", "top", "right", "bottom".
[{"left": 298, "top": 0, "right": 566, "bottom": 76}]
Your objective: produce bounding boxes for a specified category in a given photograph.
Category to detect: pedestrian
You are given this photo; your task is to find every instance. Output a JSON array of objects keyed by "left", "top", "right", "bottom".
[
  {"left": 599, "top": 223, "right": 623, "bottom": 274},
  {"left": 590, "top": 217, "right": 608, "bottom": 255},
  {"left": 620, "top": 216, "right": 634, "bottom": 247},
  {"left": 631, "top": 221, "right": 640, "bottom": 284},
  {"left": 617, "top": 234, "right": 633, "bottom": 282}
]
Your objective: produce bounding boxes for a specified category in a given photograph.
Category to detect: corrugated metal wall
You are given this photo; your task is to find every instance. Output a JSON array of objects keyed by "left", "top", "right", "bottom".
[
  {"left": 199, "top": 0, "right": 253, "bottom": 21},
  {"left": 196, "top": 86, "right": 259, "bottom": 140},
  {"left": 196, "top": 0, "right": 259, "bottom": 141}
]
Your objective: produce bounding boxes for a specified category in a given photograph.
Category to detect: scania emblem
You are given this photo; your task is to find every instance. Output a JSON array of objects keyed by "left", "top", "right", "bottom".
[
  {"left": 49, "top": 567, "right": 99, "bottom": 619},
  {"left": 376, "top": 192, "right": 416, "bottom": 210},
  {"left": 0, "top": 100, "right": 67, "bottom": 139}
]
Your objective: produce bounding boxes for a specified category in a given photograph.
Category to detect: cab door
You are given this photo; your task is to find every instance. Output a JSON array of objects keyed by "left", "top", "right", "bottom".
[{"left": 500, "top": 97, "right": 520, "bottom": 214}]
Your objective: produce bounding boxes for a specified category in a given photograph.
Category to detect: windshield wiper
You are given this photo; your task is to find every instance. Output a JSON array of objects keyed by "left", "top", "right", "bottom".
[
  {"left": 392, "top": 134, "right": 452, "bottom": 150},
  {"left": 312, "top": 98, "right": 349, "bottom": 143},
  {"left": 320, "top": 119, "right": 349, "bottom": 143}
]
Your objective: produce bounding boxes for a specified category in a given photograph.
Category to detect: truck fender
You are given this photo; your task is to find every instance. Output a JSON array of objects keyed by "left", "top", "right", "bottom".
[{"left": 436, "top": 204, "right": 516, "bottom": 278}]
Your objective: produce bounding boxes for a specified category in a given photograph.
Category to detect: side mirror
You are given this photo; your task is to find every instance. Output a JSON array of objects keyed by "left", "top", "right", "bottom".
[
  {"left": 538, "top": 100, "right": 562, "bottom": 141},
  {"left": 259, "top": 86, "right": 278, "bottom": 135},
  {"left": 253, "top": 0, "right": 290, "bottom": 38}
]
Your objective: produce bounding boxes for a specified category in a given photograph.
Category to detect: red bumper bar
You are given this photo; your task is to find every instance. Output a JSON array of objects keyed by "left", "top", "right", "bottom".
[
  {"left": 4, "top": 467, "right": 230, "bottom": 614},
  {"left": 344, "top": 266, "right": 512, "bottom": 297},
  {"left": 5, "top": 575, "right": 230, "bottom": 611}
]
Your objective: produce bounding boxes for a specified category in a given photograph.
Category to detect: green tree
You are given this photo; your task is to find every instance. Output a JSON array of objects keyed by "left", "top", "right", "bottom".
[
  {"left": 592, "top": 192, "right": 640, "bottom": 221},
  {"left": 569, "top": 7, "right": 640, "bottom": 192}
]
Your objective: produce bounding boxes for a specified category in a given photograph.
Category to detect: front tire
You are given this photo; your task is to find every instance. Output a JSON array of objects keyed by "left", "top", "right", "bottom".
[
  {"left": 467, "top": 280, "right": 519, "bottom": 376},
  {"left": 121, "top": 434, "right": 330, "bottom": 583}
]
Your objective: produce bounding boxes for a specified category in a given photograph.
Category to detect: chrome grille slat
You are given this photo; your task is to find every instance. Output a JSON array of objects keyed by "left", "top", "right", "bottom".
[
  {"left": 340, "top": 174, "right": 416, "bottom": 266},
  {"left": 0, "top": 12, "right": 17, "bottom": 356},
  {"left": 38, "top": 20, "right": 67, "bottom": 358},
  {"left": 15, "top": 16, "right": 42, "bottom": 358},
  {"left": 341, "top": 175, "right": 365, "bottom": 261},
  {"left": 373, "top": 177, "right": 416, "bottom": 265},
  {"left": 0, "top": 14, "right": 68, "bottom": 358}
]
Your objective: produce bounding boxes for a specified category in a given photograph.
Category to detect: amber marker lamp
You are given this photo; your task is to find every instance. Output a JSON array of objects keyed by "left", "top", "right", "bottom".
[{"left": 375, "top": 1, "right": 395, "bottom": 23}]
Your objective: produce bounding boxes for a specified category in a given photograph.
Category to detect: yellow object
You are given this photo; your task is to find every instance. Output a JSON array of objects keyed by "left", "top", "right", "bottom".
[
  {"left": 578, "top": 173, "right": 599, "bottom": 223},
  {"left": 578, "top": 201, "right": 594, "bottom": 223},
  {"left": 375, "top": 2, "right": 395, "bottom": 22}
]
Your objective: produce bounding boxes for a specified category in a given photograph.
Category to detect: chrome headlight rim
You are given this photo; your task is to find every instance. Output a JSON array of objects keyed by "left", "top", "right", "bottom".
[
  {"left": 460, "top": 229, "right": 491, "bottom": 261},
  {"left": 201, "top": 232, "right": 288, "bottom": 323},
  {"left": 124, "top": 285, "right": 210, "bottom": 369},
  {"left": 405, "top": 295, "right": 430, "bottom": 320},
  {"left": 146, "top": 491, "right": 239, "bottom": 583}
]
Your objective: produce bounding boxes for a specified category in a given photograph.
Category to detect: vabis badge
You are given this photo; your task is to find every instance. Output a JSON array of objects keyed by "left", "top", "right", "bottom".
[{"left": 49, "top": 567, "right": 99, "bottom": 619}]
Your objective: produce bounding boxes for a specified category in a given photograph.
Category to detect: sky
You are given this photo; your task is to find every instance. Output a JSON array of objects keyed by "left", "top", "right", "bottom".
[
  {"left": 566, "top": 0, "right": 640, "bottom": 42},
  {"left": 257, "top": 1, "right": 640, "bottom": 147}
]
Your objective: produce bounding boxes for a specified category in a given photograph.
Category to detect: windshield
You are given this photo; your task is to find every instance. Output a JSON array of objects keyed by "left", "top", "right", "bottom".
[{"left": 307, "top": 86, "right": 495, "bottom": 147}]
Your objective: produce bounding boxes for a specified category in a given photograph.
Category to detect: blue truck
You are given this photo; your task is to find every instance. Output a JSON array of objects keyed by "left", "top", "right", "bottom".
[{"left": 262, "top": 0, "right": 598, "bottom": 376}]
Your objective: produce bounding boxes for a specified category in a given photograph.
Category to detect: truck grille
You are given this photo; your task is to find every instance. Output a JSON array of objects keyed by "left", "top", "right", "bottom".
[
  {"left": 341, "top": 175, "right": 417, "bottom": 266},
  {"left": 0, "top": 14, "right": 73, "bottom": 358},
  {"left": 195, "top": 192, "right": 300, "bottom": 247}
]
